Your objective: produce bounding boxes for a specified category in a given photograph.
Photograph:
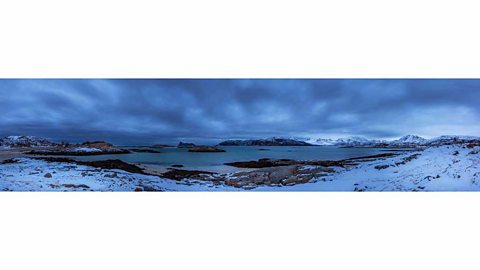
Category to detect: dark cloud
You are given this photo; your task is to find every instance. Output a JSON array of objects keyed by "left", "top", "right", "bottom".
[{"left": 0, "top": 79, "right": 479, "bottom": 144}]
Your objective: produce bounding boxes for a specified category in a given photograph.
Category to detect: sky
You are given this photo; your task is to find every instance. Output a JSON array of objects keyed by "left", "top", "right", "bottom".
[{"left": 0, "top": 79, "right": 479, "bottom": 145}]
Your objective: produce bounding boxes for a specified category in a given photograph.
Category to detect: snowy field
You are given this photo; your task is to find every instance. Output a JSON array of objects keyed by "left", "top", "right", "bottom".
[{"left": 0, "top": 144, "right": 479, "bottom": 191}]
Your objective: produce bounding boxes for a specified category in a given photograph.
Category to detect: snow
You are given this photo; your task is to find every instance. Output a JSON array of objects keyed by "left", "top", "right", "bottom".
[
  {"left": 255, "top": 144, "right": 480, "bottom": 191},
  {"left": 0, "top": 158, "right": 240, "bottom": 191}
]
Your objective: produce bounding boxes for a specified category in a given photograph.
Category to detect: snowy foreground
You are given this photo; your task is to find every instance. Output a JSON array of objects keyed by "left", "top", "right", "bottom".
[{"left": 0, "top": 144, "right": 479, "bottom": 191}]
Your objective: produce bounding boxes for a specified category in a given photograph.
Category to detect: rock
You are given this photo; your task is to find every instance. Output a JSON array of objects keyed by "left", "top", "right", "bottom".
[
  {"left": 63, "top": 184, "right": 90, "bottom": 189},
  {"left": 374, "top": 165, "right": 390, "bottom": 170},
  {"left": 37, "top": 157, "right": 146, "bottom": 174},
  {"left": 81, "top": 141, "right": 113, "bottom": 148},
  {"left": 44, "top": 173, "right": 52, "bottom": 178},
  {"left": 188, "top": 146, "right": 226, "bottom": 152},
  {"left": 178, "top": 142, "right": 196, "bottom": 148},
  {"left": 141, "top": 186, "right": 159, "bottom": 192},
  {"left": 0, "top": 158, "right": 18, "bottom": 164},
  {"left": 104, "top": 172, "right": 118, "bottom": 178},
  {"left": 134, "top": 187, "right": 144, "bottom": 192},
  {"left": 171, "top": 164, "right": 184, "bottom": 168},
  {"left": 161, "top": 169, "right": 215, "bottom": 181}
]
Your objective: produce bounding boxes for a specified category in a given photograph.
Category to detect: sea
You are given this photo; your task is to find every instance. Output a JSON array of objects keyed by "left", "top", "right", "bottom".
[{"left": 74, "top": 146, "right": 402, "bottom": 173}]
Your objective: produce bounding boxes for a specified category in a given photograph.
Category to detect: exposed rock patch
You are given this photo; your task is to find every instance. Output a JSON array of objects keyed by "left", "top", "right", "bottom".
[
  {"left": 36, "top": 157, "right": 147, "bottom": 174},
  {"left": 160, "top": 169, "right": 216, "bottom": 181}
]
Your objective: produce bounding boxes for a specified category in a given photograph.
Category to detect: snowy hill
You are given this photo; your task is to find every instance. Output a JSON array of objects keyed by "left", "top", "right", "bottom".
[{"left": 0, "top": 136, "right": 57, "bottom": 148}]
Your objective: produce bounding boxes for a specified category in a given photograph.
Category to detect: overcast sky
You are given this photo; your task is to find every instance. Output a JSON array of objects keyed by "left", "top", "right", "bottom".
[{"left": 0, "top": 79, "right": 479, "bottom": 145}]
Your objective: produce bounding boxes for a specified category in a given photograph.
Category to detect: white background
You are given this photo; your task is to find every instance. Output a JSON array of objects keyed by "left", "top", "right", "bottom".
[{"left": 1, "top": 0, "right": 480, "bottom": 269}]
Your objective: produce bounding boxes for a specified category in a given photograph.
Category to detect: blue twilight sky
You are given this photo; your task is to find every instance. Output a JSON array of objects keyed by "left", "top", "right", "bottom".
[{"left": 0, "top": 79, "right": 479, "bottom": 145}]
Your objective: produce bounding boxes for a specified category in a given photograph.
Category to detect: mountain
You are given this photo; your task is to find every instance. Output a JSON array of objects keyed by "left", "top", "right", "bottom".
[
  {"left": 218, "top": 137, "right": 312, "bottom": 146},
  {"left": 426, "top": 135, "right": 480, "bottom": 146},
  {"left": 334, "top": 136, "right": 385, "bottom": 147},
  {"left": 390, "top": 135, "right": 427, "bottom": 146},
  {"left": 304, "top": 136, "right": 386, "bottom": 147},
  {"left": 310, "top": 138, "right": 336, "bottom": 146},
  {"left": 178, "top": 142, "right": 196, "bottom": 148},
  {"left": 0, "top": 136, "right": 57, "bottom": 148}
]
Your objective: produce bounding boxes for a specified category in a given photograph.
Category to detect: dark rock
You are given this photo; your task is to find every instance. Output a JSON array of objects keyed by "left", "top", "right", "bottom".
[
  {"left": 134, "top": 187, "right": 144, "bottom": 192},
  {"left": 374, "top": 165, "right": 390, "bottom": 170},
  {"left": 81, "top": 141, "right": 113, "bottom": 148},
  {"left": 0, "top": 158, "right": 18, "bottom": 164},
  {"left": 44, "top": 173, "right": 53, "bottom": 178},
  {"left": 171, "top": 164, "right": 184, "bottom": 168},
  {"left": 63, "top": 184, "right": 90, "bottom": 189},
  {"left": 37, "top": 157, "right": 146, "bottom": 174},
  {"left": 188, "top": 146, "right": 226, "bottom": 152},
  {"left": 141, "top": 186, "right": 160, "bottom": 192},
  {"left": 178, "top": 142, "right": 196, "bottom": 148},
  {"left": 161, "top": 169, "right": 215, "bottom": 181},
  {"left": 225, "top": 158, "right": 353, "bottom": 169}
]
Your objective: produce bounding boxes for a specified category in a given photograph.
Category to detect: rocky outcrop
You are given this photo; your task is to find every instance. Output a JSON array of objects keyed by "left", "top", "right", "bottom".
[
  {"left": 225, "top": 165, "right": 334, "bottom": 189},
  {"left": 26, "top": 141, "right": 130, "bottom": 156},
  {"left": 160, "top": 168, "right": 216, "bottom": 181},
  {"left": 37, "top": 157, "right": 147, "bottom": 174},
  {"left": 188, "top": 146, "right": 226, "bottom": 152},
  {"left": 178, "top": 142, "right": 196, "bottom": 148},
  {"left": 225, "top": 153, "right": 398, "bottom": 169}
]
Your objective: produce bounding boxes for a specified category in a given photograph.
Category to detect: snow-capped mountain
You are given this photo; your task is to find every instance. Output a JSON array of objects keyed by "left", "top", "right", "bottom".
[
  {"left": 305, "top": 136, "right": 386, "bottom": 147},
  {"left": 311, "top": 138, "right": 336, "bottom": 146},
  {"left": 426, "top": 135, "right": 480, "bottom": 146},
  {"left": 390, "top": 135, "right": 427, "bottom": 146},
  {"left": 218, "top": 137, "right": 312, "bottom": 146},
  {"left": 334, "top": 136, "right": 384, "bottom": 147},
  {"left": 307, "top": 134, "right": 480, "bottom": 147},
  {"left": 0, "top": 136, "right": 57, "bottom": 147}
]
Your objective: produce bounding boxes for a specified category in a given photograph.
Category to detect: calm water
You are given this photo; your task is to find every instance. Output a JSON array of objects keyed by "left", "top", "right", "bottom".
[{"left": 74, "top": 146, "right": 397, "bottom": 173}]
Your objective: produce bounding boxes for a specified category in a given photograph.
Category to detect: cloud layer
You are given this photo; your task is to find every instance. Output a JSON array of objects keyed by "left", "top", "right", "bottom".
[{"left": 0, "top": 79, "right": 479, "bottom": 144}]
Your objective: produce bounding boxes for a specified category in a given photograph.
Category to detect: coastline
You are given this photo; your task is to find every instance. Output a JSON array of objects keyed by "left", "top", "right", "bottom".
[{"left": 1, "top": 143, "right": 479, "bottom": 191}]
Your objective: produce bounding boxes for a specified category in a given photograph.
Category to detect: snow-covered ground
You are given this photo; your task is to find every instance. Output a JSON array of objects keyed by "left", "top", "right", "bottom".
[
  {"left": 0, "top": 144, "right": 479, "bottom": 191},
  {"left": 0, "top": 158, "right": 239, "bottom": 191},
  {"left": 256, "top": 144, "right": 480, "bottom": 191}
]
